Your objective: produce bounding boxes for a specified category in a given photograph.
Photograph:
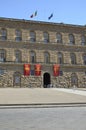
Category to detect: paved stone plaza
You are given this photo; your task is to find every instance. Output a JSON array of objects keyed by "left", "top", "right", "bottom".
[
  {"left": 0, "top": 88, "right": 86, "bottom": 105},
  {"left": 0, "top": 107, "right": 86, "bottom": 130},
  {"left": 0, "top": 88, "right": 86, "bottom": 130}
]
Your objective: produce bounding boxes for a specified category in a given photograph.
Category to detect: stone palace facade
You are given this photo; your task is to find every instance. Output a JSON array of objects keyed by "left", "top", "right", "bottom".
[{"left": 0, "top": 17, "right": 86, "bottom": 88}]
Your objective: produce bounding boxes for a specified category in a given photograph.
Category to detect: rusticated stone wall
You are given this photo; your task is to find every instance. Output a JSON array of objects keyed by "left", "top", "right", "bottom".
[
  {"left": 0, "top": 66, "right": 86, "bottom": 88},
  {"left": 0, "top": 18, "right": 86, "bottom": 88}
]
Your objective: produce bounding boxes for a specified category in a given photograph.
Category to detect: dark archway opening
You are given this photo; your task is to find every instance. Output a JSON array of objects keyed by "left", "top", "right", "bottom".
[{"left": 43, "top": 72, "right": 51, "bottom": 88}]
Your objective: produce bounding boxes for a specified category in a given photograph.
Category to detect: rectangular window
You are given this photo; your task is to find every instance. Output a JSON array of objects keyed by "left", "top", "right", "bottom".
[
  {"left": 84, "top": 61, "right": 86, "bottom": 65},
  {"left": 0, "top": 53, "right": 5, "bottom": 62},
  {"left": 1, "top": 36, "right": 7, "bottom": 41},
  {"left": 0, "top": 69, "right": 4, "bottom": 75},
  {"left": 31, "top": 56, "right": 35, "bottom": 63},
  {"left": 59, "top": 71, "right": 63, "bottom": 76},
  {"left": 15, "top": 76, "right": 20, "bottom": 83},
  {"left": 30, "top": 38, "right": 35, "bottom": 42},
  {"left": 30, "top": 70, "right": 34, "bottom": 75},
  {"left": 15, "top": 37, "right": 22, "bottom": 42},
  {"left": 46, "top": 57, "right": 49, "bottom": 63},
  {"left": 85, "top": 71, "right": 86, "bottom": 75},
  {"left": 71, "top": 60, "right": 75, "bottom": 64},
  {"left": 15, "top": 56, "right": 20, "bottom": 62},
  {"left": 59, "top": 58, "right": 62, "bottom": 64}
]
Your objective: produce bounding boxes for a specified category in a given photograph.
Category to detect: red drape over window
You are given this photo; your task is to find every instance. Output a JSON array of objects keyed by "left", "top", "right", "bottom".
[
  {"left": 35, "top": 64, "right": 41, "bottom": 76},
  {"left": 24, "top": 64, "right": 30, "bottom": 76},
  {"left": 53, "top": 64, "right": 60, "bottom": 76}
]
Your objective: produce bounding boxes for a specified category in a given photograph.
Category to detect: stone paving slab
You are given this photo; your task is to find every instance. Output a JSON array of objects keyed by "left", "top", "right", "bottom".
[
  {"left": 0, "top": 88, "right": 86, "bottom": 105},
  {"left": 53, "top": 88, "right": 86, "bottom": 96}
]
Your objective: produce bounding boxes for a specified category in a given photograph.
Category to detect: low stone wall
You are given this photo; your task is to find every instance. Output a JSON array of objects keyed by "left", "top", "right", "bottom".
[{"left": 21, "top": 76, "right": 42, "bottom": 88}]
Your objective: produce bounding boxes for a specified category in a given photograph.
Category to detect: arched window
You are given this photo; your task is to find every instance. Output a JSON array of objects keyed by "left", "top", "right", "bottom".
[
  {"left": 0, "top": 28, "right": 7, "bottom": 40},
  {"left": 13, "top": 72, "right": 21, "bottom": 86},
  {"left": 70, "top": 53, "right": 76, "bottom": 64},
  {"left": 30, "top": 31, "right": 36, "bottom": 42},
  {"left": 81, "top": 35, "right": 86, "bottom": 45},
  {"left": 69, "top": 34, "right": 75, "bottom": 45},
  {"left": 15, "top": 50, "right": 21, "bottom": 62},
  {"left": 30, "top": 51, "right": 36, "bottom": 63},
  {"left": 44, "top": 52, "right": 50, "bottom": 63},
  {"left": 43, "top": 32, "right": 49, "bottom": 43},
  {"left": 15, "top": 29, "right": 22, "bottom": 41},
  {"left": 83, "top": 54, "right": 86, "bottom": 65},
  {"left": 56, "top": 33, "right": 62, "bottom": 43},
  {"left": 0, "top": 49, "right": 6, "bottom": 62},
  {"left": 58, "top": 52, "right": 63, "bottom": 64},
  {"left": 71, "top": 73, "right": 78, "bottom": 87}
]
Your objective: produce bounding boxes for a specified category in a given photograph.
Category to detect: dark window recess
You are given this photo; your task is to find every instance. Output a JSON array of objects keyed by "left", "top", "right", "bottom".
[
  {"left": 30, "top": 70, "right": 34, "bottom": 75},
  {"left": 59, "top": 71, "right": 63, "bottom": 76}
]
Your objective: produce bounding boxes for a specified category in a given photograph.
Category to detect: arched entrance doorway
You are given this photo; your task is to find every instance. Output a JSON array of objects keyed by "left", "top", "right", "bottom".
[{"left": 43, "top": 72, "right": 51, "bottom": 88}]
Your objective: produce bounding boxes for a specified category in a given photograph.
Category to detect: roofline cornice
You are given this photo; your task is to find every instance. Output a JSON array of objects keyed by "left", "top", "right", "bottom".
[{"left": 0, "top": 17, "right": 86, "bottom": 29}]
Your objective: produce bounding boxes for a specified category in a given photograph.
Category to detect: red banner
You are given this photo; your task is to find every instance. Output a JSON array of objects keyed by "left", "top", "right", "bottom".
[
  {"left": 35, "top": 64, "right": 41, "bottom": 76},
  {"left": 53, "top": 64, "right": 60, "bottom": 76},
  {"left": 24, "top": 64, "right": 30, "bottom": 76}
]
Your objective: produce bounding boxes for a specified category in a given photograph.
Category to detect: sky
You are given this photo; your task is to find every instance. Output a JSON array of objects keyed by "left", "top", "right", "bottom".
[{"left": 0, "top": 0, "right": 86, "bottom": 25}]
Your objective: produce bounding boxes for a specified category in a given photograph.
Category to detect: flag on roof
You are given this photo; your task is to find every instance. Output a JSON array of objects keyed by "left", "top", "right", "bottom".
[
  {"left": 48, "top": 13, "right": 53, "bottom": 20},
  {"left": 30, "top": 11, "right": 37, "bottom": 18}
]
